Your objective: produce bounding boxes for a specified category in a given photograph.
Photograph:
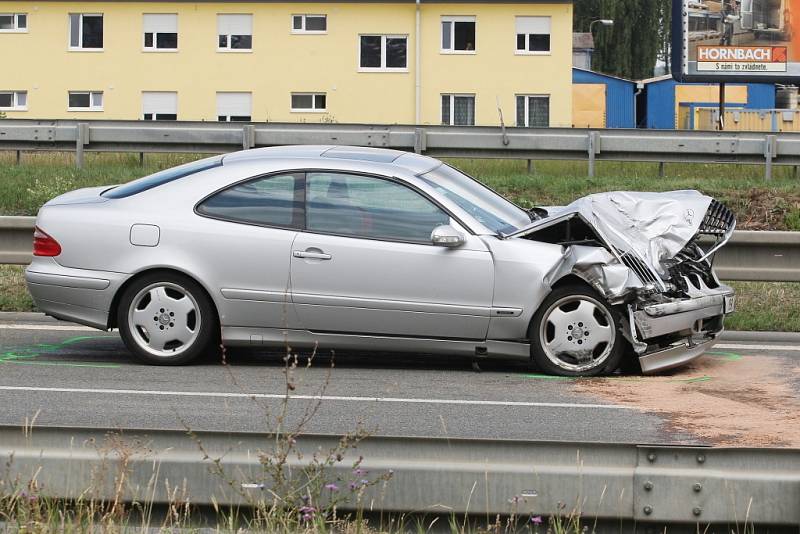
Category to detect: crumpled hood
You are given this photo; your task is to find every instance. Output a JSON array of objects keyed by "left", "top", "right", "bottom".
[{"left": 511, "top": 190, "right": 714, "bottom": 275}]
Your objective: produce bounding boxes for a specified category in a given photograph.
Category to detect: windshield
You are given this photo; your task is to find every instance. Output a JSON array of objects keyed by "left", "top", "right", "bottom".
[{"left": 419, "top": 164, "right": 531, "bottom": 235}]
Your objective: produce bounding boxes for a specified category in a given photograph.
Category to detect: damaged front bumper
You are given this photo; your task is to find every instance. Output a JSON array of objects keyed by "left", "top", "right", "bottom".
[{"left": 627, "top": 284, "right": 734, "bottom": 374}]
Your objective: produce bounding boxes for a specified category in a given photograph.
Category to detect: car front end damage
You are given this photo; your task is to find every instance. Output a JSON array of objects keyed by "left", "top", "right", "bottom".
[{"left": 511, "top": 191, "right": 736, "bottom": 374}]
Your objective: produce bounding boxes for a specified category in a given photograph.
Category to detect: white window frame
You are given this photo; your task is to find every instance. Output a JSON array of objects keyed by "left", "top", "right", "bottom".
[
  {"left": 515, "top": 16, "right": 551, "bottom": 56},
  {"left": 291, "top": 14, "right": 327, "bottom": 34},
  {"left": 441, "top": 93, "right": 476, "bottom": 126},
  {"left": 440, "top": 16, "right": 476, "bottom": 54},
  {"left": 217, "top": 14, "right": 253, "bottom": 52},
  {"left": 0, "top": 13, "right": 28, "bottom": 33},
  {"left": 0, "top": 91, "right": 27, "bottom": 111},
  {"left": 143, "top": 13, "right": 178, "bottom": 52},
  {"left": 68, "top": 13, "right": 103, "bottom": 51},
  {"left": 358, "top": 34, "right": 408, "bottom": 72},
  {"left": 216, "top": 91, "right": 252, "bottom": 121},
  {"left": 516, "top": 94, "right": 550, "bottom": 128},
  {"left": 290, "top": 92, "right": 327, "bottom": 113},
  {"left": 68, "top": 91, "right": 103, "bottom": 112}
]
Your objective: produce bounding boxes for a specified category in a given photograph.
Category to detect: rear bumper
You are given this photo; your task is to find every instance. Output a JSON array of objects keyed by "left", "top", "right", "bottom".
[
  {"left": 630, "top": 285, "right": 733, "bottom": 374},
  {"left": 25, "top": 257, "right": 126, "bottom": 330}
]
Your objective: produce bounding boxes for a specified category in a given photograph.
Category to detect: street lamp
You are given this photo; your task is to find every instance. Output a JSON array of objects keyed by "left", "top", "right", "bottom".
[{"left": 589, "top": 19, "right": 614, "bottom": 33}]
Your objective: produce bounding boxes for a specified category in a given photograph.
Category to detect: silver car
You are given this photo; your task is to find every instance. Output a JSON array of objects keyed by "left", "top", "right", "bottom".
[{"left": 25, "top": 146, "right": 736, "bottom": 376}]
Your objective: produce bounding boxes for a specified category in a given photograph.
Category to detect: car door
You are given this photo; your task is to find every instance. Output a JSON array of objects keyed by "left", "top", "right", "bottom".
[
  {"left": 194, "top": 172, "right": 303, "bottom": 329},
  {"left": 290, "top": 171, "right": 494, "bottom": 340}
]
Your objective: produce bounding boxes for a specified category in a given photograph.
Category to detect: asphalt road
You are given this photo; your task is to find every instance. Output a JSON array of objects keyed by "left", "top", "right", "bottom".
[{"left": 1, "top": 313, "right": 799, "bottom": 447}]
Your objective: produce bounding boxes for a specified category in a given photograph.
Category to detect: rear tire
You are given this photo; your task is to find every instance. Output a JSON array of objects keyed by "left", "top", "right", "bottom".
[
  {"left": 117, "top": 272, "right": 217, "bottom": 365},
  {"left": 529, "top": 284, "right": 624, "bottom": 377}
]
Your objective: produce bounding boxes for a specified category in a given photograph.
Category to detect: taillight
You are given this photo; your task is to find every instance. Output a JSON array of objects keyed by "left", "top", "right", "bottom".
[{"left": 33, "top": 226, "right": 62, "bottom": 257}]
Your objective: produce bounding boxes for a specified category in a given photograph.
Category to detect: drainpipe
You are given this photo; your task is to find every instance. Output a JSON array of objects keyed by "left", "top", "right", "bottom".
[
  {"left": 634, "top": 82, "right": 644, "bottom": 128},
  {"left": 415, "top": 0, "right": 421, "bottom": 124}
]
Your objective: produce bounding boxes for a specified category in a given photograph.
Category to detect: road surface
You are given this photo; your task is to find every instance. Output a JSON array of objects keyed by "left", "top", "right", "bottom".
[{"left": 1, "top": 313, "right": 798, "bottom": 447}]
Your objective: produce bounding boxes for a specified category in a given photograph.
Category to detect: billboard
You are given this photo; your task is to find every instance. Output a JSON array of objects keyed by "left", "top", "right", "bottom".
[{"left": 673, "top": 0, "right": 800, "bottom": 82}]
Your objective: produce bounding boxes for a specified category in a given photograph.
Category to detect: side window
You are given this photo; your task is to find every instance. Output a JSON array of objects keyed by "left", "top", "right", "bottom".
[
  {"left": 306, "top": 172, "right": 450, "bottom": 242},
  {"left": 197, "top": 173, "right": 303, "bottom": 228}
]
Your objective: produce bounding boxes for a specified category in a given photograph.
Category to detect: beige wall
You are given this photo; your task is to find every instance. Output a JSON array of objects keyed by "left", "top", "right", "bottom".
[{"left": 0, "top": 2, "right": 572, "bottom": 126}]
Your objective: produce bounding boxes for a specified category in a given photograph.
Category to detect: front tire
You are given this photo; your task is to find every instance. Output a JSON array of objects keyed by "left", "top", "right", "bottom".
[
  {"left": 529, "top": 285, "right": 624, "bottom": 377},
  {"left": 117, "top": 272, "right": 217, "bottom": 365}
]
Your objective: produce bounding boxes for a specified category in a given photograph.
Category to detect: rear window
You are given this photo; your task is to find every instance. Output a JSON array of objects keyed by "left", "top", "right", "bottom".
[{"left": 101, "top": 157, "right": 223, "bottom": 199}]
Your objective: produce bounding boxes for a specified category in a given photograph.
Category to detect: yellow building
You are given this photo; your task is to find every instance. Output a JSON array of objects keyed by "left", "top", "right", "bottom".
[{"left": 0, "top": 1, "right": 573, "bottom": 127}]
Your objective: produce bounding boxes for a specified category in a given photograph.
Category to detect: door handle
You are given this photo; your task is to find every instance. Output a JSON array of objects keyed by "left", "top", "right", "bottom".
[{"left": 293, "top": 250, "right": 332, "bottom": 260}]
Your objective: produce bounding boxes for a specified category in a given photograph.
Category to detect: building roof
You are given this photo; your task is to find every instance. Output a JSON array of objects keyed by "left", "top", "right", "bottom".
[
  {"left": 573, "top": 67, "right": 634, "bottom": 84},
  {"left": 572, "top": 33, "right": 594, "bottom": 50}
]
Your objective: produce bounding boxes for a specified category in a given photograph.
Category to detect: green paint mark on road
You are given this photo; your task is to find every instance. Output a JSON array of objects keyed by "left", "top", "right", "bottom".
[
  {"left": 707, "top": 351, "right": 743, "bottom": 362},
  {"left": 524, "top": 374, "right": 577, "bottom": 381},
  {"left": 0, "top": 335, "right": 120, "bottom": 368}
]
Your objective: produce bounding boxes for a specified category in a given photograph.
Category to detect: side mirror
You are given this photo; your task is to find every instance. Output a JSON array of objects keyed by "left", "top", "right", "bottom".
[{"left": 431, "top": 225, "right": 466, "bottom": 248}]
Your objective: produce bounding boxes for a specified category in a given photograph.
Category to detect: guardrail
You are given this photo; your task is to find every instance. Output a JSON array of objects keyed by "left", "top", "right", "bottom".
[
  {"left": 2, "top": 216, "right": 799, "bottom": 282},
  {"left": 2, "top": 425, "right": 798, "bottom": 526},
  {"left": 3, "top": 119, "right": 800, "bottom": 178}
]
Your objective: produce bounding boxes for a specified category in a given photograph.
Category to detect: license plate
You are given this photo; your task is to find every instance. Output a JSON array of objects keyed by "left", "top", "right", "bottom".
[{"left": 724, "top": 294, "right": 736, "bottom": 314}]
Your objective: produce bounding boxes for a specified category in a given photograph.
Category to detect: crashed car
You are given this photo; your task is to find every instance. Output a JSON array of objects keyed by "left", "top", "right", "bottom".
[{"left": 25, "top": 146, "right": 736, "bottom": 376}]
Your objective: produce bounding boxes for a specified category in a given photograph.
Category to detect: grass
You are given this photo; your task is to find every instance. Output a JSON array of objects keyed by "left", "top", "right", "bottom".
[
  {"left": 2, "top": 152, "right": 800, "bottom": 228},
  {"left": 2, "top": 264, "right": 798, "bottom": 331},
  {"left": 0, "top": 265, "right": 33, "bottom": 312},
  {"left": 0, "top": 152, "right": 203, "bottom": 216}
]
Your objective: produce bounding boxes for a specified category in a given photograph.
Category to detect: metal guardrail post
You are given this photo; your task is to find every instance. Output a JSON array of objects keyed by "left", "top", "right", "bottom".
[
  {"left": 588, "top": 131, "right": 599, "bottom": 178},
  {"left": 413, "top": 128, "right": 427, "bottom": 154},
  {"left": 765, "top": 134, "right": 776, "bottom": 181},
  {"left": 75, "top": 123, "right": 89, "bottom": 169},
  {"left": 242, "top": 125, "right": 255, "bottom": 150}
]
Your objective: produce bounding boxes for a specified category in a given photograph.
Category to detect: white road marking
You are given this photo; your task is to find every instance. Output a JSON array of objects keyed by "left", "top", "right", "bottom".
[
  {"left": 0, "top": 324, "right": 99, "bottom": 332},
  {"left": 0, "top": 385, "right": 634, "bottom": 411},
  {"left": 715, "top": 343, "right": 800, "bottom": 351}
]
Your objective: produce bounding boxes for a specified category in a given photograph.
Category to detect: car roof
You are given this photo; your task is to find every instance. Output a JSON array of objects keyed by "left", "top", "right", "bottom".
[{"left": 221, "top": 145, "right": 442, "bottom": 175}]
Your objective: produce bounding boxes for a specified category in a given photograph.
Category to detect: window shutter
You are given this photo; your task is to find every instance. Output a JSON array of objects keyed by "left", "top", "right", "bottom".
[
  {"left": 515, "top": 16, "right": 550, "bottom": 34},
  {"left": 218, "top": 14, "right": 252, "bottom": 35},
  {"left": 142, "top": 91, "right": 177, "bottom": 115},
  {"left": 143, "top": 14, "right": 177, "bottom": 33},
  {"left": 217, "top": 92, "right": 252, "bottom": 117}
]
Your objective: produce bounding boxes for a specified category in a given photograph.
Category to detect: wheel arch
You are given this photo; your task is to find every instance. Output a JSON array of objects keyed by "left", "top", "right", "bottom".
[{"left": 107, "top": 267, "right": 220, "bottom": 330}]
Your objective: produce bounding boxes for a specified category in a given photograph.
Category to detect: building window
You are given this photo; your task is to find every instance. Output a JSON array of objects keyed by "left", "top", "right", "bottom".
[
  {"left": 218, "top": 14, "right": 252, "bottom": 51},
  {"left": 515, "top": 16, "right": 550, "bottom": 54},
  {"left": 0, "top": 13, "right": 27, "bottom": 32},
  {"left": 69, "top": 14, "right": 103, "bottom": 50},
  {"left": 142, "top": 91, "right": 177, "bottom": 120},
  {"left": 217, "top": 92, "right": 252, "bottom": 121},
  {"left": 359, "top": 35, "right": 407, "bottom": 71},
  {"left": 516, "top": 95, "right": 549, "bottom": 128},
  {"left": 441, "top": 94, "right": 475, "bottom": 126},
  {"left": 441, "top": 16, "right": 475, "bottom": 53},
  {"left": 291, "top": 93, "right": 326, "bottom": 112},
  {"left": 292, "top": 14, "right": 327, "bottom": 34},
  {"left": 143, "top": 14, "right": 178, "bottom": 50},
  {"left": 68, "top": 91, "right": 103, "bottom": 111},
  {"left": 0, "top": 91, "right": 27, "bottom": 111}
]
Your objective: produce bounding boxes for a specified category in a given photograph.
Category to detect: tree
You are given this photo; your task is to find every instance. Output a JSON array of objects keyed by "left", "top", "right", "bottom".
[{"left": 574, "top": 0, "right": 672, "bottom": 79}]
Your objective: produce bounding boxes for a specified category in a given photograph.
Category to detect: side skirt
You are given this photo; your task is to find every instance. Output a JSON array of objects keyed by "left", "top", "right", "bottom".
[{"left": 222, "top": 327, "right": 531, "bottom": 361}]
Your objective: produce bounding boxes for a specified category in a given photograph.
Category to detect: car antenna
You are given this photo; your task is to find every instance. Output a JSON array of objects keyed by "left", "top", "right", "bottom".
[{"left": 496, "top": 96, "right": 510, "bottom": 146}]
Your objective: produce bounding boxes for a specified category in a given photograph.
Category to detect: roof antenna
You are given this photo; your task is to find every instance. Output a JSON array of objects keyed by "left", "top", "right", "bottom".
[{"left": 496, "top": 96, "right": 510, "bottom": 146}]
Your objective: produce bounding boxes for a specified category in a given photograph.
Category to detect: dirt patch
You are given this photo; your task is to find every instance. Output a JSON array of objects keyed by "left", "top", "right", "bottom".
[
  {"left": 573, "top": 354, "right": 800, "bottom": 447},
  {"left": 714, "top": 188, "right": 800, "bottom": 231}
]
